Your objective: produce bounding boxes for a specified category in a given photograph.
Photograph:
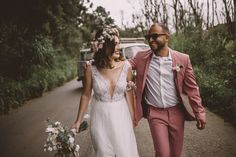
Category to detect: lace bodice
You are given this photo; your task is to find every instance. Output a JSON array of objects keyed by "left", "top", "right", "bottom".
[{"left": 91, "top": 61, "right": 130, "bottom": 102}]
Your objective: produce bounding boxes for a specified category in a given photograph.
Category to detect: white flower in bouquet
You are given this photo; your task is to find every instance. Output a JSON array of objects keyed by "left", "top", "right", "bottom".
[
  {"left": 44, "top": 118, "right": 88, "bottom": 157},
  {"left": 83, "top": 114, "right": 90, "bottom": 119}
]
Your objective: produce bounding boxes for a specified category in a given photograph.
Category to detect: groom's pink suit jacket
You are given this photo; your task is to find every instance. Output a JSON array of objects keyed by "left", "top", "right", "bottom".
[{"left": 129, "top": 48, "right": 206, "bottom": 122}]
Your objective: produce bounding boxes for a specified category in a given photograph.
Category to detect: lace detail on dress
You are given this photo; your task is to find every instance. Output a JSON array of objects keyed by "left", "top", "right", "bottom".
[{"left": 91, "top": 61, "right": 130, "bottom": 102}]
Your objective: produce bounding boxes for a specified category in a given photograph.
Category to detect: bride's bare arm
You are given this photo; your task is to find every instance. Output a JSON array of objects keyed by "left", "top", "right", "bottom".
[
  {"left": 71, "top": 65, "right": 93, "bottom": 132},
  {"left": 125, "top": 67, "right": 137, "bottom": 127}
]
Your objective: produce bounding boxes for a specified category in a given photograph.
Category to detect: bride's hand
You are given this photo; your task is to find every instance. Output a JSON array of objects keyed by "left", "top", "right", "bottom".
[{"left": 71, "top": 122, "right": 80, "bottom": 133}]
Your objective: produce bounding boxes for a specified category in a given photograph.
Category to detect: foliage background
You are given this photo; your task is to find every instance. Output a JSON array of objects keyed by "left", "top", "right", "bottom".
[
  {"left": 0, "top": 0, "right": 114, "bottom": 113},
  {"left": 170, "top": 26, "right": 236, "bottom": 125},
  {"left": 0, "top": 0, "right": 235, "bottom": 126}
]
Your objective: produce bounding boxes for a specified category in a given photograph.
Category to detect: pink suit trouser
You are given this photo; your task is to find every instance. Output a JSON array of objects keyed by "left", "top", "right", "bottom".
[{"left": 147, "top": 105, "right": 185, "bottom": 157}]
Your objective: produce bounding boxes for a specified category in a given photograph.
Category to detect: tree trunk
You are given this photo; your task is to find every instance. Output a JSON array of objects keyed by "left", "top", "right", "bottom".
[
  {"left": 173, "top": 0, "right": 179, "bottom": 33},
  {"left": 187, "top": 0, "right": 202, "bottom": 27},
  {"left": 222, "top": 0, "right": 234, "bottom": 37},
  {"left": 206, "top": 0, "right": 210, "bottom": 29},
  {"left": 234, "top": 0, "right": 236, "bottom": 38}
]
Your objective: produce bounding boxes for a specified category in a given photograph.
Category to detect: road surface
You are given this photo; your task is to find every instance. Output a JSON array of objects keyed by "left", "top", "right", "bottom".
[{"left": 0, "top": 79, "right": 236, "bottom": 157}]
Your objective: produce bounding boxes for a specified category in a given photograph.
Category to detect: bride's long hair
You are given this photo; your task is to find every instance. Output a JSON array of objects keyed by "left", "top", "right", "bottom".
[{"left": 93, "top": 28, "right": 124, "bottom": 69}]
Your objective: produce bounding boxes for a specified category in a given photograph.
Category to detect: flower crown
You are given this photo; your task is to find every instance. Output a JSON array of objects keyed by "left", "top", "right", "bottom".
[{"left": 91, "top": 26, "right": 119, "bottom": 52}]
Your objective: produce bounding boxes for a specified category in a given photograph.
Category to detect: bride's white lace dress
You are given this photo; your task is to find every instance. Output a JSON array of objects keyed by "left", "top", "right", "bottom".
[{"left": 90, "top": 61, "right": 139, "bottom": 157}]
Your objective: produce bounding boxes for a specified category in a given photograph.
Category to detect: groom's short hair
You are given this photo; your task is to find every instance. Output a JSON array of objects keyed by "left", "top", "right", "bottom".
[{"left": 150, "top": 23, "right": 170, "bottom": 34}]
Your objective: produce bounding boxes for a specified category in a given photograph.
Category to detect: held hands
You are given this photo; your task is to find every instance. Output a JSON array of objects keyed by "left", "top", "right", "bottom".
[
  {"left": 132, "top": 118, "right": 138, "bottom": 128},
  {"left": 132, "top": 112, "right": 138, "bottom": 128}
]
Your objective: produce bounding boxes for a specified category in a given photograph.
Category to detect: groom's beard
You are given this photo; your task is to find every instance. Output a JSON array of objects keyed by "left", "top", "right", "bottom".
[{"left": 150, "top": 41, "right": 165, "bottom": 55}]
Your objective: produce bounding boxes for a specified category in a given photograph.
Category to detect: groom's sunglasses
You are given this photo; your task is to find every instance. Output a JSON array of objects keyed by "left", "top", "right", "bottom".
[{"left": 145, "top": 33, "right": 167, "bottom": 41}]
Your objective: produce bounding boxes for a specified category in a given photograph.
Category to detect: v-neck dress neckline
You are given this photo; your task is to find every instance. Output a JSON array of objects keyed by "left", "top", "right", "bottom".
[{"left": 95, "top": 62, "right": 126, "bottom": 100}]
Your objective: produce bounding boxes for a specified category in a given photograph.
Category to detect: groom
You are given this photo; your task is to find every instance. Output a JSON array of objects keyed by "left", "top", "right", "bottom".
[{"left": 129, "top": 22, "right": 206, "bottom": 157}]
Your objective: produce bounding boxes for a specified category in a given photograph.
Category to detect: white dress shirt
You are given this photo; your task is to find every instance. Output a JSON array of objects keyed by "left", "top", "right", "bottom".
[{"left": 145, "top": 51, "right": 179, "bottom": 108}]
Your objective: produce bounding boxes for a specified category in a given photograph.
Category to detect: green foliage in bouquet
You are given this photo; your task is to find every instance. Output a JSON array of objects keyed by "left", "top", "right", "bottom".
[{"left": 44, "top": 119, "right": 88, "bottom": 157}]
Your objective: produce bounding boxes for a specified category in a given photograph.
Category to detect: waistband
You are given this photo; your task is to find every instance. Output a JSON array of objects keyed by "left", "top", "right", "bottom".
[
  {"left": 94, "top": 95, "right": 125, "bottom": 102},
  {"left": 148, "top": 104, "right": 180, "bottom": 111}
]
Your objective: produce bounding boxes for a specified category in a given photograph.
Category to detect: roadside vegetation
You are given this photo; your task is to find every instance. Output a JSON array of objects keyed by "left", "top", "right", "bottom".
[
  {"left": 0, "top": 0, "right": 114, "bottom": 113},
  {"left": 0, "top": 0, "right": 235, "bottom": 126},
  {"left": 170, "top": 25, "right": 236, "bottom": 125}
]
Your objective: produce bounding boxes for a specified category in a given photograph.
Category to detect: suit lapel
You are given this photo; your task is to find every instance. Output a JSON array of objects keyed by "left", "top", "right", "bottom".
[
  {"left": 170, "top": 50, "right": 181, "bottom": 94},
  {"left": 142, "top": 50, "right": 153, "bottom": 90},
  {"left": 171, "top": 50, "right": 177, "bottom": 70}
]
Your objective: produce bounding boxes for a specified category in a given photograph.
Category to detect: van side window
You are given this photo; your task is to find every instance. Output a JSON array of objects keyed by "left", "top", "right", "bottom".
[{"left": 125, "top": 47, "right": 134, "bottom": 59}]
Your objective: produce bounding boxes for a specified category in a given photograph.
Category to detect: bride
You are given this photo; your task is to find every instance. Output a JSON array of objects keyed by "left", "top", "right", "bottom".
[{"left": 71, "top": 26, "right": 139, "bottom": 157}]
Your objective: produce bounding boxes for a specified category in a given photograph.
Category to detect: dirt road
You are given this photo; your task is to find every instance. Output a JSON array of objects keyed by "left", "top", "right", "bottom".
[{"left": 1, "top": 79, "right": 236, "bottom": 157}]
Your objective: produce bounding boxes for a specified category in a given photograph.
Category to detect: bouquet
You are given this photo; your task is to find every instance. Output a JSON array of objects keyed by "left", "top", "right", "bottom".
[{"left": 44, "top": 115, "right": 89, "bottom": 157}]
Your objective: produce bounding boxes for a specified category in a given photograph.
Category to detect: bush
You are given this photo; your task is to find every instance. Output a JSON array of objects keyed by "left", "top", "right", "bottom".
[
  {"left": 170, "top": 26, "right": 236, "bottom": 125},
  {"left": 0, "top": 26, "right": 55, "bottom": 79},
  {"left": 170, "top": 28, "right": 207, "bottom": 65},
  {"left": 0, "top": 56, "right": 76, "bottom": 114}
]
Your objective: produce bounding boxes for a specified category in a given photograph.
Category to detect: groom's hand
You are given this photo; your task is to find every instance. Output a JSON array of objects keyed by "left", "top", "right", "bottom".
[
  {"left": 196, "top": 118, "right": 206, "bottom": 130},
  {"left": 83, "top": 60, "right": 92, "bottom": 69}
]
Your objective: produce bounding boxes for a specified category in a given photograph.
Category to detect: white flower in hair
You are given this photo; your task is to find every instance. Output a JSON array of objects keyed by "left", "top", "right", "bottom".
[{"left": 93, "top": 25, "right": 119, "bottom": 51}]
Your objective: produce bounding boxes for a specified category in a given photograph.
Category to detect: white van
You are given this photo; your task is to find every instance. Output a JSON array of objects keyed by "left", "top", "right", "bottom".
[{"left": 120, "top": 43, "right": 149, "bottom": 59}]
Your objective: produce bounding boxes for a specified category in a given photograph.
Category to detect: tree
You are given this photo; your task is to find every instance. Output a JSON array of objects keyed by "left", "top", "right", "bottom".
[
  {"left": 131, "top": 0, "right": 235, "bottom": 33},
  {"left": 0, "top": 0, "right": 96, "bottom": 77},
  {"left": 222, "top": 0, "right": 235, "bottom": 38},
  {"left": 78, "top": 5, "right": 115, "bottom": 44}
]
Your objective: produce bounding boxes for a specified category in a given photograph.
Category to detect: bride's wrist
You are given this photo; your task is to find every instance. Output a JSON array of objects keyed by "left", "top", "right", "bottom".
[{"left": 75, "top": 120, "right": 81, "bottom": 125}]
